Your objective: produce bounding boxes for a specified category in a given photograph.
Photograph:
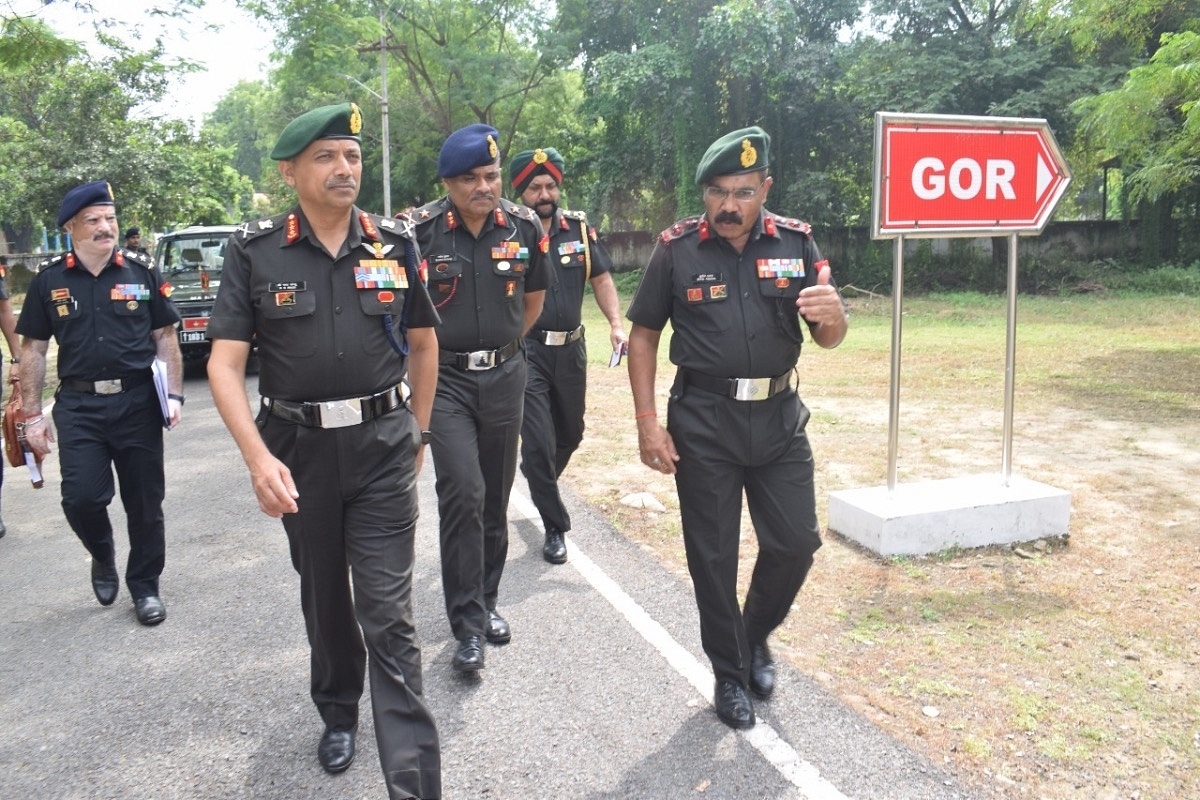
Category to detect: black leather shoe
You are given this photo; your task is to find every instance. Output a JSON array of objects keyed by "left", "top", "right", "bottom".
[
  {"left": 714, "top": 679, "right": 755, "bottom": 729},
  {"left": 749, "top": 643, "right": 776, "bottom": 699},
  {"left": 134, "top": 595, "right": 166, "bottom": 626},
  {"left": 452, "top": 635, "right": 485, "bottom": 672},
  {"left": 542, "top": 528, "right": 567, "bottom": 564},
  {"left": 0, "top": 517, "right": 7, "bottom": 539},
  {"left": 317, "top": 727, "right": 356, "bottom": 774},
  {"left": 485, "top": 609, "right": 511, "bottom": 644},
  {"left": 91, "top": 558, "right": 119, "bottom": 606}
]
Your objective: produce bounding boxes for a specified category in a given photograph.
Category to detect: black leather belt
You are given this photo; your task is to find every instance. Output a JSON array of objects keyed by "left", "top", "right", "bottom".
[
  {"left": 531, "top": 326, "right": 584, "bottom": 346},
  {"left": 61, "top": 371, "right": 153, "bottom": 395},
  {"left": 439, "top": 338, "right": 521, "bottom": 371},
  {"left": 682, "top": 369, "right": 792, "bottom": 402},
  {"left": 262, "top": 386, "right": 405, "bottom": 429}
]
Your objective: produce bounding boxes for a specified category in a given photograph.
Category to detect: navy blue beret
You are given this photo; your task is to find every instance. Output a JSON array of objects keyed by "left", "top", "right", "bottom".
[
  {"left": 438, "top": 123, "right": 501, "bottom": 178},
  {"left": 57, "top": 180, "right": 115, "bottom": 227}
]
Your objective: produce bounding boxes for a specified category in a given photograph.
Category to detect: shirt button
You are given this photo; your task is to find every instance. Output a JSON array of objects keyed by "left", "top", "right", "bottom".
[
  {"left": 335, "top": 306, "right": 342, "bottom": 314},
  {"left": 337, "top": 352, "right": 345, "bottom": 360}
]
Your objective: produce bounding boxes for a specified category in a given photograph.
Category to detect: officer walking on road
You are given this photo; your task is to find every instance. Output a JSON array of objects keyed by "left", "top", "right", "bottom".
[
  {"left": 508, "top": 147, "right": 626, "bottom": 564},
  {"left": 206, "top": 102, "right": 442, "bottom": 799},
  {"left": 411, "top": 124, "right": 551, "bottom": 672},
  {"left": 16, "top": 181, "right": 183, "bottom": 625},
  {"left": 626, "top": 127, "right": 848, "bottom": 729}
]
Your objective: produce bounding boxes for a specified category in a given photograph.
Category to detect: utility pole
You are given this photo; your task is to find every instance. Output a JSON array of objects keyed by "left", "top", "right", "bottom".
[{"left": 355, "top": 7, "right": 401, "bottom": 216}]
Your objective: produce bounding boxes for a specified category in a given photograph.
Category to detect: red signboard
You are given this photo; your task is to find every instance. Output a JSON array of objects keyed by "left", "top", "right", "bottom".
[{"left": 872, "top": 113, "right": 1071, "bottom": 238}]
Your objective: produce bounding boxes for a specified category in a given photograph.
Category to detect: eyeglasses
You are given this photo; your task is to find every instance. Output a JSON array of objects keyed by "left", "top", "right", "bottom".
[{"left": 703, "top": 182, "right": 765, "bottom": 203}]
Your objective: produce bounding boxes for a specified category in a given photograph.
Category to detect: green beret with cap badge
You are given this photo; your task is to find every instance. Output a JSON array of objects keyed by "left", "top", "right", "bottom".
[
  {"left": 695, "top": 126, "right": 770, "bottom": 185},
  {"left": 270, "top": 102, "right": 364, "bottom": 161}
]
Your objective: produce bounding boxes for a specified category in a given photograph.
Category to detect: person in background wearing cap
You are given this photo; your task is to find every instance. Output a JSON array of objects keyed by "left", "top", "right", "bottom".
[
  {"left": 410, "top": 123, "right": 551, "bottom": 673},
  {"left": 626, "top": 127, "right": 848, "bottom": 730},
  {"left": 508, "top": 147, "right": 626, "bottom": 565},
  {"left": 0, "top": 254, "right": 22, "bottom": 539},
  {"left": 124, "top": 227, "right": 148, "bottom": 255},
  {"left": 206, "top": 102, "right": 441, "bottom": 798},
  {"left": 16, "top": 181, "right": 184, "bottom": 625}
]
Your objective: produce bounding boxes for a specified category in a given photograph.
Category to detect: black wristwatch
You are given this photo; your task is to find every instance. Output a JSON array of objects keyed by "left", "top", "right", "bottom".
[
  {"left": 420, "top": 429, "right": 432, "bottom": 445},
  {"left": 168, "top": 393, "right": 185, "bottom": 405}
]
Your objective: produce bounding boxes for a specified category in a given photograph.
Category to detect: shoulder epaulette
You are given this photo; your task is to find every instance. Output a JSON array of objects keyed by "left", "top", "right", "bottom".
[
  {"left": 767, "top": 212, "right": 812, "bottom": 237},
  {"left": 500, "top": 197, "right": 538, "bottom": 223},
  {"left": 561, "top": 208, "right": 588, "bottom": 223},
  {"left": 236, "top": 211, "right": 290, "bottom": 243},
  {"left": 367, "top": 211, "right": 415, "bottom": 240},
  {"left": 658, "top": 215, "right": 703, "bottom": 245},
  {"left": 120, "top": 248, "right": 152, "bottom": 268},
  {"left": 38, "top": 253, "right": 66, "bottom": 272},
  {"left": 411, "top": 198, "right": 448, "bottom": 224}
]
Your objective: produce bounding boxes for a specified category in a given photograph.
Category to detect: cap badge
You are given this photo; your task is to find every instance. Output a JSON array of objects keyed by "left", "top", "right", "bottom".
[
  {"left": 349, "top": 103, "right": 363, "bottom": 134},
  {"left": 487, "top": 134, "right": 498, "bottom": 158},
  {"left": 740, "top": 139, "right": 757, "bottom": 169},
  {"left": 533, "top": 148, "right": 548, "bottom": 164}
]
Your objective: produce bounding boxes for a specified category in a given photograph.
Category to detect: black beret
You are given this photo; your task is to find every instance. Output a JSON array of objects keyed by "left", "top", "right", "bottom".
[
  {"left": 57, "top": 181, "right": 115, "bottom": 227},
  {"left": 509, "top": 148, "right": 565, "bottom": 195},
  {"left": 125, "top": 227, "right": 140, "bottom": 238},
  {"left": 695, "top": 126, "right": 770, "bottom": 185},
  {"left": 438, "top": 123, "right": 500, "bottom": 178},
  {"left": 270, "top": 102, "right": 363, "bottom": 160}
]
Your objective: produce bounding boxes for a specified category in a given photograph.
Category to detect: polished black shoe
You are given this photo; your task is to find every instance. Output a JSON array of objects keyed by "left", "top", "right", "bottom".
[
  {"left": 714, "top": 679, "right": 756, "bottom": 729},
  {"left": 317, "top": 727, "right": 356, "bottom": 774},
  {"left": 542, "top": 528, "right": 568, "bottom": 564},
  {"left": 749, "top": 643, "right": 776, "bottom": 699},
  {"left": 91, "top": 558, "right": 119, "bottom": 606},
  {"left": 452, "top": 634, "right": 485, "bottom": 672},
  {"left": 485, "top": 609, "right": 511, "bottom": 644},
  {"left": 134, "top": 595, "right": 166, "bottom": 626}
]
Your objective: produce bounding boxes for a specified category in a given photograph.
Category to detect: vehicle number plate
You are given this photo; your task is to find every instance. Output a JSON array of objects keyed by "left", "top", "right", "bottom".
[{"left": 180, "top": 331, "right": 207, "bottom": 344}]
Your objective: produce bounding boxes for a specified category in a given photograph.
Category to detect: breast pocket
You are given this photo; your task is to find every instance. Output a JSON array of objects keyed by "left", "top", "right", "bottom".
[
  {"left": 357, "top": 289, "right": 406, "bottom": 356},
  {"left": 427, "top": 258, "right": 463, "bottom": 304},
  {"left": 492, "top": 259, "right": 526, "bottom": 301},
  {"left": 256, "top": 288, "right": 318, "bottom": 357},
  {"left": 675, "top": 280, "right": 732, "bottom": 333}
]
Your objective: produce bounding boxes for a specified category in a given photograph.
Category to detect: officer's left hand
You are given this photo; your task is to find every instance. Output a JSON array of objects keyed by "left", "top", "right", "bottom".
[
  {"left": 167, "top": 398, "right": 182, "bottom": 429},
  {"left": 796, "top": 263, "right": 843, "bottom": 325}
]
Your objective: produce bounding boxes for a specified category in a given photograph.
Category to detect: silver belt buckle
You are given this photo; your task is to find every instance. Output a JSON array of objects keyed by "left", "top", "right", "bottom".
[
  {"left": 544, "top": 331, "right": 569, "bottom": 346},
  {"left": 732, "top": 377, "right": 772, "bottom": 401},
  {"left": 317, "top": 398, "right": 363, "bottom": 428},
  {"left": 94, "top": 380, "right": 124, "bottom": 395},
  {"left": 467, "top": 349, "right": 497, "bottom": 370}
]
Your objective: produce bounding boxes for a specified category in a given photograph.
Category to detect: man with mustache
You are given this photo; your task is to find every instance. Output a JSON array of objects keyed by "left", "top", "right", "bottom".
[
  {"left": 507, "top": 147, "right": 626, "bottom": 564},
  {"left": 411, "top": 124, "right": 551, "bottom": 672},
  {"left": 626, "top": 127, "right": 848, "bottom": 729},
  {"left": 16, "top": 181, "right": 183, "bottom": 625},
  {"left": 206, "top": 103, "right": 442, "bottom": 798}
]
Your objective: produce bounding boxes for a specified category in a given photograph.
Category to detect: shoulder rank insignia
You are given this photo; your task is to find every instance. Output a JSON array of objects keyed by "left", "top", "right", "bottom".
[
  {"left": 768, "top": 212, "right": 812, "bottom": 236},
  {"left": 659, "top": 216, "right": 702, "bottom": 245}
]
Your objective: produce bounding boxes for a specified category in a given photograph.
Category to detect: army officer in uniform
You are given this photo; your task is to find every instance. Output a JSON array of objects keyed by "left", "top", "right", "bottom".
[
  {"left": 508, "top": 146, "right": 626, "bottom": 564},
  {"left": 411, "top": 124, "right": 550, "bottom": 672},
  {"left": 207, "top": 102, "right": 441, "bottom": 799},
  {"left": 626, "top": 127, "right": 848, "bottom": 730},
  {"left": 17, "top": 181, "right": 183, "bottom": 625}
]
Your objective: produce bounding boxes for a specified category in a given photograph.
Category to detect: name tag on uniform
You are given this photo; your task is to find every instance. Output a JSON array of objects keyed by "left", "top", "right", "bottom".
[{"left": 269, "top": 281, "right": 306, "bottom": 292}]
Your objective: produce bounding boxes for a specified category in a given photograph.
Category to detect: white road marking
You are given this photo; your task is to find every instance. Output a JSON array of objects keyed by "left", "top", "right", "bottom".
[{"left": 510, "top": 491, "right": 852, "bottom": 800}]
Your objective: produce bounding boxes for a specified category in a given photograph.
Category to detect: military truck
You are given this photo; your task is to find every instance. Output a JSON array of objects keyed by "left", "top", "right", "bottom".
[{"left": 153, "top": 225, "right": 237, "bottom": 362}]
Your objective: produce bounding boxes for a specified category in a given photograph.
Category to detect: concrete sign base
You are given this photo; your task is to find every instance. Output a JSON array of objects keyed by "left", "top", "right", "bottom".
[{"left": 827, "top": 474, "right": 1070, "bottom": 557}]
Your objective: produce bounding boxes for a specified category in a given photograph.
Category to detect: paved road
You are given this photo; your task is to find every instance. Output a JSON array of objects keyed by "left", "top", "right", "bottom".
[{"left": 0, "top": 372, "right": 984, "bottom": 800}]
